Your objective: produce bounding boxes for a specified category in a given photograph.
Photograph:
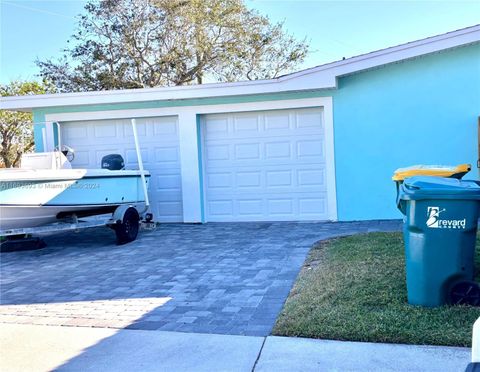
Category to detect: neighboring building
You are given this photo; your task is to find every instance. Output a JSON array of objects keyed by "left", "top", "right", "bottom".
[{"left": 1, "top": 25, "right": 479, "bottom": 223}]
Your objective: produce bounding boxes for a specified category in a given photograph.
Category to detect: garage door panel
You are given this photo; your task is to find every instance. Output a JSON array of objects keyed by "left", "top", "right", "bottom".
[
  {"left": 299, "top": 197, "right": 327, "bottom": 215},
  {"left": 205, "top": 130, "right": 324, "bottom": 145},
  {"left": 298, "top": 169, "right": 326, "bottom": 187},
  {"left": 264, "top": 112, "right": 290, "bottom": 130},
  {"left": 206, "top": 160, "right": 326, "bottom": 169},
  {"left": 123, "top": 121, "right": 147, "bottom": 137},
  {"left": 203, "top": 107, "right": 329, "bottom": 221},
  {"left": 208, "top": 189, "right": 324, "bottom": 198},
  {"left": 236, "top": 171, "right": 261, "bottom": 188},
  {"left": 237, "top": 199, "right": 263, "bottom": 213},
  {"left": 208, "top": 200, "right": 234, "bottom": 217},
  {"left": 152, "top": 188, "right": 182, "bottom": 200},
  {"left": 295, "top": 109, "right": 323, "bottom": 128},
  {"left": 154, "top": 201, "right": 183, "bottom": 222},
  {"left": 205, "top": 166, "right": 326, "bottom": 189},
  {"left": 206, "top": 128, "right": 322, "bottom": 141},
  {"left": 233, "top": 115, "right": 259, "bottom": 132},
  {"left": 155, "top": 174, "right": 182, "bottom": 190},
  {"left": 206, "top": 195, "right": 328, "bottom": 221},
  {"left": 265, "top": 141, "right": 291, "bottom": 159},
  {"left": 62, "top": 117, "right": 183, "bottom": 222},
  {"left": 153, "top": 146, "right": 180, "bottom": 165},
  {"left": 267, "top": 198, "right": 294, "bottom": 216},
  {"left": 124, "top": 148, "right": 149, "bottom": 165},
  {"left": 265, "top": 170, "right": 292, "bottom": 187},
  {"left": 64, "top": 126, "right": 88, "bottom": 141},
  {"left": 205, "top": 132, "right": 325, "bottom": 142},
  {"left": 93, "top": 122, "right": 118, "bottom": 138},
  {"left": 234, "top": 143, "right": 261, "bottom": 160},
  {"left": 205, "top": 169, "right": 326, "bottom": 192},
  {"left": 153, "top": 175, "right": 181, "bottom": 192},
  {"left": 206, "top": 144, "right": 230, "bottom": 161},
  {"left": 297, "top": 140, "right": 324, "bottom": 158},
  {"left": 207, "top": 172, "right": 232, "bottom": 189},
  {"left": 205, "top": 139, "right": 324, "bottom": 165}
]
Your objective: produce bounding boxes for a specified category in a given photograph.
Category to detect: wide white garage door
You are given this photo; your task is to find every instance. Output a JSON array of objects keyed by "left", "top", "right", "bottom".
[
  {"left": 203, "top": 107, "right": 329, "bottom": 222},
  {"left": 61, "top": 117, "right": 183, "bottom": 222}
]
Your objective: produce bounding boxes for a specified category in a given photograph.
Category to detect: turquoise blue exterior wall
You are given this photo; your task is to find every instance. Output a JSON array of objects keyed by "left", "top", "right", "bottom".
[
  {"left": 32, "top": 111, "right": 46, "bottom": 152},
  {"left": 33, "top": 43, "right": 480, "bottom": 221},
  {"left": 333, "top": 43, "right": 480, "bottom": 220}
]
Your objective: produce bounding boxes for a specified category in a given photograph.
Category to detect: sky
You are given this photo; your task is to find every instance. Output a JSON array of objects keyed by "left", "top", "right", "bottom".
[{"left": 0, "top": 0, "right": 479, "bottom": 84}]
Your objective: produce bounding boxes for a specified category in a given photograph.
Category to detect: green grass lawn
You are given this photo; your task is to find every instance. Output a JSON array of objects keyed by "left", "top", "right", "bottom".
[{"left": 273, "top": 232, "right": 480, "bottom": 347}]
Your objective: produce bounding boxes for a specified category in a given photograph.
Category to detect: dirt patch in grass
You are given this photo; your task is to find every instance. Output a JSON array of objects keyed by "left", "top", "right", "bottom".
[{"left": 273, "top": 232, "right": 480, "bottom": 347}]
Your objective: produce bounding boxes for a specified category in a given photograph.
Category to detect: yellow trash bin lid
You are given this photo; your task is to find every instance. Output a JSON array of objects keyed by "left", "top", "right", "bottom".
[{"left": 392, "top": 164, "right": 471, "bottom": 181}]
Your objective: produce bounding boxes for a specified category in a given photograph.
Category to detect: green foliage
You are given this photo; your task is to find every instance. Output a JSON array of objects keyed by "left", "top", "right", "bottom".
[
  {"left": 0, "top": 81, "right": 55, "bottom": 167},
  {"left": 274, "top": 232, "right": 480, "bottom": 346},
  {"left": 36, "top": 0, "right": 310, "bottom": 92}
]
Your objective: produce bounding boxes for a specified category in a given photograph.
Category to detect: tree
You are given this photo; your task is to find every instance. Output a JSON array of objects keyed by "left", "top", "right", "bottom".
[
  {"left": 0, "top": 81, "right": 55, "bottom": 168},
  {"left": 37, "top": 0, "right": 309, "bottom": 92}
]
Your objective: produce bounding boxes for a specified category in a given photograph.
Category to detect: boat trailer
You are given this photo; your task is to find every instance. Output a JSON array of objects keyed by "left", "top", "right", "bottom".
[
  {"left": 0, "top": 204, "right": 156, "bottom": 251},
  {"left": 0, "top": 119, "right": 155, "bottom": 251}
]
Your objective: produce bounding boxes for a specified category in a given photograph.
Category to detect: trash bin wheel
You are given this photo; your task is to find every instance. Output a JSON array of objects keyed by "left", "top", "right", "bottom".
[
  {"left": 449, "top": 281, "right": 480, "bottom": 306},
  {"left": 114, "top": 207, "right": 140, "bottom": 245}
]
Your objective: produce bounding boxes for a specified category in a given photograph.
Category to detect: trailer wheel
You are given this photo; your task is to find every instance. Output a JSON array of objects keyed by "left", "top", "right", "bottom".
[
  {"left": 115, "top": 207, "right": 140, "bottom": 245},
  {"left": 449, "top": 281, "right": 480, "bottom": 306}
]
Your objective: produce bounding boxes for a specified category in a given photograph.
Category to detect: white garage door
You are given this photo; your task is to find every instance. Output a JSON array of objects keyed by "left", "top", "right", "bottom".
[
  {"left": 61, "top": 117, "right": 183, "bottom": 222},
  {"left": 202, "top": 107, "right": 329, "bottom": 222}
]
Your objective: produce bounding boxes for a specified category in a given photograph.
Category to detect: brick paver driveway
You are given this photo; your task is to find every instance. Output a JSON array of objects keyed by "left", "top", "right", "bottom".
[{"left": 1, "top": 221, "right": 400, "bottom": 336}]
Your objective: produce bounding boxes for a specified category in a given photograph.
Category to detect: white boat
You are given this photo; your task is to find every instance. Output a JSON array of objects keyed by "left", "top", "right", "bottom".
[
  {"left": 0, "top": 151, "right": 150, "bottom": 231},
  {"left": 0, "top": 119, "right": 152, "bottom": 245}
]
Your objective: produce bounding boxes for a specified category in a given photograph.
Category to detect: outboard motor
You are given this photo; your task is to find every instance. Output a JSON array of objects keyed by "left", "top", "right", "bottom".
[{"left": 101, "top": 154, "right": 125, "bottom": 170}]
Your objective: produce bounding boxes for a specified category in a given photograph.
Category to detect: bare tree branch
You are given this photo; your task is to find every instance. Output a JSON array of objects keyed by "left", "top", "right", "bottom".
[{"left": 36, "top": 0, "right": 309, "bottom": 92}]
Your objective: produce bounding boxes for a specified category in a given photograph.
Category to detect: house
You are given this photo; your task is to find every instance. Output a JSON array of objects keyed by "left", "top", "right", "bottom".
[{"left": 1, "top": 25, "right": 479, "bottom": 223}]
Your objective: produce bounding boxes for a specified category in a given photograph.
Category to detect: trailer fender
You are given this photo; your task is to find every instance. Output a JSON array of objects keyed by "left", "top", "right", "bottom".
[{"left": 111, "top": 205, "right": 134, "bottom": 225}]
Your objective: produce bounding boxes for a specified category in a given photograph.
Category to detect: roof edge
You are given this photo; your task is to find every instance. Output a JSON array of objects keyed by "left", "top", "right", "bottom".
[{"left": 1, "top": 24, "right": 479, "bottom": 112}]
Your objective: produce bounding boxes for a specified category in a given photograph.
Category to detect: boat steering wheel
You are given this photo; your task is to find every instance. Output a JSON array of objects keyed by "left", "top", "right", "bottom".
[{"left": 56, "top": 145, "right": 75, "bottom": 162}]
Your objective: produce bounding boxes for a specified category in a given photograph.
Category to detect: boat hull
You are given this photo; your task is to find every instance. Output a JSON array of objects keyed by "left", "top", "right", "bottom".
[
  {"left": 0, "top": 169, "right": 150, "bottom": 231},
  {"left": 0, "top": 205, "right": 118, "bottom": 230}
]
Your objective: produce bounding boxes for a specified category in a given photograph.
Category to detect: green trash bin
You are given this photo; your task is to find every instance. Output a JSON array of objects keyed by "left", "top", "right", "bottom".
[{"left": 397, "top": 176, "right": 480, "bottom": 307}]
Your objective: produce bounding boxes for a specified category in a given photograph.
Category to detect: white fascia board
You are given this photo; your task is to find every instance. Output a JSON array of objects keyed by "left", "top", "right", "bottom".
[
  {"left": 0, "top": 75, "right": 337, "bottom": 112},
  {"left": 1, "top": 25, "right": 478, "bottom": 112},
  {"left": 44, "top": 97, "right": 334, "bottom": 122},
  {"left": 282, "top": 24, "right": 480, "bottom": 81}
]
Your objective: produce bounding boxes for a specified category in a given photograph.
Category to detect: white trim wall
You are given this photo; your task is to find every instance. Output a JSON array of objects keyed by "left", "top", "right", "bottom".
[
  {"left": 45, "top": 97, "right": 337, "bottom": 222},
  {"left": 178, "top": 112, "right": 202, "bottom": 222}
]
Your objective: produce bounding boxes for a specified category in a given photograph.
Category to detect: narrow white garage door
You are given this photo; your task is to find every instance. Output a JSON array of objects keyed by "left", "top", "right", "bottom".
[
  {"left": 203, "top": 107, "right": 329, "bottom": 221},
  {"left": 61, "top": 117, "right": 183, "bottom": 222}
]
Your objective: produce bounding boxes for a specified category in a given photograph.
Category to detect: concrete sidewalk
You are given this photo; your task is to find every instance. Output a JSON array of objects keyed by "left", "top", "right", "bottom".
[{"left": 0, "top": 323, "right": 470, "bottom": 372}]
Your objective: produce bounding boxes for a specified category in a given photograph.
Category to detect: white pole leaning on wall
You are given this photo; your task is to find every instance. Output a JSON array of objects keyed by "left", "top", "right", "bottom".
[
  {"left": 55, "top": 122, "right": 62, "bottom": 169},
  {"left": 131, "top": 118, "right": 150, "bottom": 208},
  {"left": 55, "top": 122, "right": 62, "bottom": 151}
]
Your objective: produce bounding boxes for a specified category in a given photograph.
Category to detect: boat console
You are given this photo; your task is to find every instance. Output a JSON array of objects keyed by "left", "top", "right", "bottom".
[{"left": 20, "top": 151, "right": 72, "bottom": 170}]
